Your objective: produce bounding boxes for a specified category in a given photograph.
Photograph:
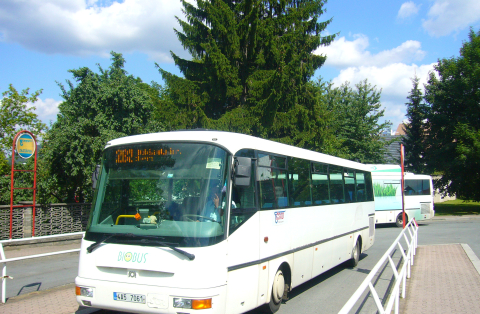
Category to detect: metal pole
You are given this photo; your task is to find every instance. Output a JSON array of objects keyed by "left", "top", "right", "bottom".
[
  {"left": 32, "top": 133, "right": 38, "bottom": 237},
  {"left": 400, "top": 144, "right": 406, "bottom": 229},
  {"left": 9, "top": 132, "right": 22, "bottom": 240}
]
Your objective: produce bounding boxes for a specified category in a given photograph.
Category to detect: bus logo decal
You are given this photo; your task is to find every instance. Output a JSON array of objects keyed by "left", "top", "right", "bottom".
[
  {"left": 118, "top": 252, "right": 148, "bottom": 263},
  {"left": 274, "top": 211, "right": 285, "bottom": 223}
]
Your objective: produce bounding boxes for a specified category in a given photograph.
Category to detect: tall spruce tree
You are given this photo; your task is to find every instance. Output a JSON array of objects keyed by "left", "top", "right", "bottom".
[
  {"left": 157, "top": 0, "right": 336, "bottom": 149},
  {"left": 403, "top": 76, "right": 428, "bottom": 174}
]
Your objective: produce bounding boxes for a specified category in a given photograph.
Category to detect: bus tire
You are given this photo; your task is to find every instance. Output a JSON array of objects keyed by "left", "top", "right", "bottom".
[
  {"left": 264, "top": 268, "right": 285, "bottom": 313},
  {"left": 396, "top": 213, "right": 408, "bottom": 228},
  {"left": 348, "top": 239, "right": 360, "bottom": 268}
]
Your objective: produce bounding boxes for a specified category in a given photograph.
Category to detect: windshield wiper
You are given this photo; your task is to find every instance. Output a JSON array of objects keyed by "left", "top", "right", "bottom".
[
  {"left": 86, "top": 233, "right": 195, "bottom": 261},
  {"left": 87, "top": 233, "right": 133, "bottom": 253},
  {"left": 138, "top": 238, "right": 195, "bottom": 261}
]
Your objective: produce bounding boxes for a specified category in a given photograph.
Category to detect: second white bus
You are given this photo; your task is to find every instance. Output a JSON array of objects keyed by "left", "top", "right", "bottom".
[
  {"left": 369, "top": 164, "right": 435, "bottom": 227},
  {"left": 76, "top": 131, "right": 376, "bottom": 313}
]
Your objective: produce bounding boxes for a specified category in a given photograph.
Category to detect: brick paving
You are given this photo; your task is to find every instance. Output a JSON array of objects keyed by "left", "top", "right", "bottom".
[
  {"left": 0, "top": 283, "right": 85, "bottom": 314},
  {"left": 400, "top": 244, "right": 480, "bottom": 313}
]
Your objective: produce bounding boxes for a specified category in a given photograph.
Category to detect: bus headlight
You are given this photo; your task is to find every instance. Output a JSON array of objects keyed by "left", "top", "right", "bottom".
[
  {"left": 76, "top": 286, "right": 94, "bottom": 298},
  {"left": 173, "top": 298, "right": 212, "bottom": 309}
]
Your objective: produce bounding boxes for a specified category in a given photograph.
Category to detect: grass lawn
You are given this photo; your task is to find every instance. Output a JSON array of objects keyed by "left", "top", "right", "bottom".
[{"left": 434, "top": 200, "right": 480, "bottom": 216}]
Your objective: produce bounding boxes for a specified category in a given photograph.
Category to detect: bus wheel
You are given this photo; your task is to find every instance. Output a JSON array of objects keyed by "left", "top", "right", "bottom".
[
  {"left": 264, "top": 268, "right": 285, "bottom": 313},
  {"left": 396, "top": 213, "right": 408, "bottom": 228},
  {"left": 348, "top": 240, "right": 360, "bottom": 268}
]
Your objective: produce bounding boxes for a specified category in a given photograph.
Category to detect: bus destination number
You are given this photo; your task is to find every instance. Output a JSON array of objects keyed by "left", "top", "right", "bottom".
[
  {"left": 113, "top": 292, "right": 146, "bottom": 303},
  {"left": 115, "top": 148, "right": 181, "bottom": 164}
]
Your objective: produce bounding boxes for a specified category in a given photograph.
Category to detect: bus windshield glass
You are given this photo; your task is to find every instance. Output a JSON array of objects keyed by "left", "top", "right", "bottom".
[{"left": 85, "top": 142, "right": 230, "bottom": 247}]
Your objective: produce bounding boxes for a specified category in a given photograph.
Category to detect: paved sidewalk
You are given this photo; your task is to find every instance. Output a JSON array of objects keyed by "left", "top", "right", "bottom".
[
  {"left": 400, "top": 243, "right": 480, "bottom": 313},
  {"left": 0, "top": 283, "right": 91, "bottom": 314}
]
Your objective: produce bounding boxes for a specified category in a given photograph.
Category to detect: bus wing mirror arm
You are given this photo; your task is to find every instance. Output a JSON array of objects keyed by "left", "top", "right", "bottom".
[{"left": 233, "top": 157, "right": 251, "bottom": 187}]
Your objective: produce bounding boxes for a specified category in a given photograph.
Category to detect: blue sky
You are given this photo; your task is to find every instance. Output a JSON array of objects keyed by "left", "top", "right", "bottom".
[{"left": 1, "top": 0, "right": 479, "bottom": 130}]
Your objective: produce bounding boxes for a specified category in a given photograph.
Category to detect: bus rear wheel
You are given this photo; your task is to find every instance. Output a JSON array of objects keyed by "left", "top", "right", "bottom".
[
  {"left": 396, "top": 213, "right": 408, "bottom": 228},
  {"left": 264, "top": 269, "right": 285, "bottom": 313}
]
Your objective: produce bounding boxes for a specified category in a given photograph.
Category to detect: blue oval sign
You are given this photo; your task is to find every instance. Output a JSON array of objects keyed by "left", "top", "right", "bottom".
[{"left": 16, "top": 133, "right": 36, "bottom": 159}]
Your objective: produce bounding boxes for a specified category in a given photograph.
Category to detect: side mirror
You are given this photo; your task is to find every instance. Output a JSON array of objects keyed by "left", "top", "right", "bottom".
[
  {"left": 234, "top": 157, "right": 251, "bottom": 187},
  {"left": 92, "top": 165, "right": 101, "bottom": 190}
]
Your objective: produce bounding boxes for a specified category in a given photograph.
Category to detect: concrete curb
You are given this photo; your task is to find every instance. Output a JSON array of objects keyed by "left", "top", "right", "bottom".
[
  {"left": 461, "top": 243, "right": 480, "bottom": 276},
  {"left": 1, "top": 233, "right": 84, "bottom": 249}
]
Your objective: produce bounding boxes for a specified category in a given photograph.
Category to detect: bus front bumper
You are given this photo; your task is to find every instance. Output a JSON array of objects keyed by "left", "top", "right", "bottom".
[{"left": 75, "top": 276, "right": 227, "bottom": 314}]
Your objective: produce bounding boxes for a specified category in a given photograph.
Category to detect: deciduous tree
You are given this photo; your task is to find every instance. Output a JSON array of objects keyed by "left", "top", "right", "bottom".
[
  {"left": 424, "top": 28, "right": 480, "bottom": 200},
  {"left": 42, "top": 52, "right": 163, "bottom": 203},
  {"left": 326, "top": 80, "right": 391, "bottom": 163},
  {"left": 0, "top": 85, "right": 46, "bottom": 154},
  {"left": 0, "top": 85, "right": 46, "bottom": 205}
]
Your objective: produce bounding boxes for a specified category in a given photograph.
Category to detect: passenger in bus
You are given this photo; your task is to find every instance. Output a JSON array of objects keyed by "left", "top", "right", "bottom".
[{"left": 275, "top": 186, "right": 288, "bottom": 208}]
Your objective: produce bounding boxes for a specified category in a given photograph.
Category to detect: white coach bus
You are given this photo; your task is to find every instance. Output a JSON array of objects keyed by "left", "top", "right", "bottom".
[
  {"left": 76, "top": 130, "right": 376, "bottom": 314},
  {"left": 369, "top": 164, "right": 434, "bottom": 227}
]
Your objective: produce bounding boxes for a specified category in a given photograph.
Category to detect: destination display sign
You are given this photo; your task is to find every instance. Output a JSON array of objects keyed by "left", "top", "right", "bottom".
[{"left": 114, "top": 147, "right": 181, "bottom": 164}]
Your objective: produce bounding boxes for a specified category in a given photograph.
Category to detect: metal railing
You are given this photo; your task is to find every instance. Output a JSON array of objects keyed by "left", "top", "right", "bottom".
[
  {"left": 339, "top": 219, "right": 418, "bottom": 314},
  {"left": 0, "top": 232, "right": 84, "bottom": 303}
]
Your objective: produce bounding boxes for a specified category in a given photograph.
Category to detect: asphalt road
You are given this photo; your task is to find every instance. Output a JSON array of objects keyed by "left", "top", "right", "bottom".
[
  {"left": 6, "top": 251, "right": 80, "bottom": 299},
  {"left": 6, "top": 216, "right": 480, "bottom": 313}
]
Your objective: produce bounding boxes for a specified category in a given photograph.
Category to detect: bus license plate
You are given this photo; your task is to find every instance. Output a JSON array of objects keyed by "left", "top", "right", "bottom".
[{"left": 113, "top": 292, "right": 146, "bottom": 303}]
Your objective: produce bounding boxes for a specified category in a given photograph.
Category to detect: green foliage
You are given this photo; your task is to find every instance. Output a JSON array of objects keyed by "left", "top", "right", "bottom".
[
  {"left": 42, "top": 52, "right": 164, "bottom": 203},
  {"left": 0, "top": 85, "right": 47, "bottom": 154},
  {"left": 326, "top": 80, "right": 392, "bottom": 163},
  {"left": 0, "top": 159, "right": 36, "bottom": 205},
  {"left": 130, "top": 180, "right": 165, "bottom": 202},
  {"left": 156, "top": 0, "right": 337, "bottom": 152},
  {"left": 373, "top": 183, "right": 397, "bottom": 197},
  {"left": 0, "top": 154, "right": 9, "bottom": 175},
  {"left": 425, "top": 28, "right": 480, "bottom": 201},
  {"left": 403, "top": 76, "right": 428, "bottom": 174},
  {"left": 0, "top": 85, "right": 47, "bottom": 205}
]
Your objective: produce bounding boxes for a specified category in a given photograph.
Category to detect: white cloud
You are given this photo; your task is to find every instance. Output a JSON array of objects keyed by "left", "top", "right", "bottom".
[
  {"left": 331, "top": 63, "right": 436, "bottom": 129},
  {"left": 398, "top": 2, "right": 420, "bottom": 19},
  {"left": 0, "top": 0, "right": 191, "bottom": 62},
  {"left": 315, "top": 35, "right": 426, "bottom": 68},
  {"left": 332, "top": 63, "right": 435, "bottom": 98},
  {"left": 422, "top": 0, "right": 480, "bottom": 37},
  {"left": 315, "top": 34, "right": 436, "bottom": 129},
  {"left": 27, "top": 98, "right": 62, "bottom": 124}
]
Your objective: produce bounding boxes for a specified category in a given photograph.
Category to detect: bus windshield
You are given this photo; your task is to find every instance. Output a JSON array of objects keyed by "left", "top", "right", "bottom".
[{"left": 85, "top": 142, "right": 230, "bottom": 248}]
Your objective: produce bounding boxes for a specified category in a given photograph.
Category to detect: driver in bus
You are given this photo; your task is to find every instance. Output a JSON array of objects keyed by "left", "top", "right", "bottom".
[
  {"left": 201, "top": 183, "right": 236, "bottom": 222},
  {"left": 202, "top": 184, "right": 223, "bottom": 222}
]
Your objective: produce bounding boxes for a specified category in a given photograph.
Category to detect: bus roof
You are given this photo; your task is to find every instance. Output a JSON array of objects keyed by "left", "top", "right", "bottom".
[{"left": 105, "top": 130, "right": 372, "bottom": 172}]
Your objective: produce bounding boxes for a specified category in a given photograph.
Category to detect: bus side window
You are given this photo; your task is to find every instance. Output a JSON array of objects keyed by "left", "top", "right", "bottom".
[
  {"left": 344, "top": 169, "right": 356, "bottom": 203},
  {"left": 257, "top": 168, "right": 288, "bottom": 208},
  {"left": 329, "top": 166, "right": 345, "bottom": 203},
  {"left": 288, "top": 157, "right": 311, "bottom": 206},
  {"left": 356, "top": 171, "right": 366, "bottom": 202}
]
